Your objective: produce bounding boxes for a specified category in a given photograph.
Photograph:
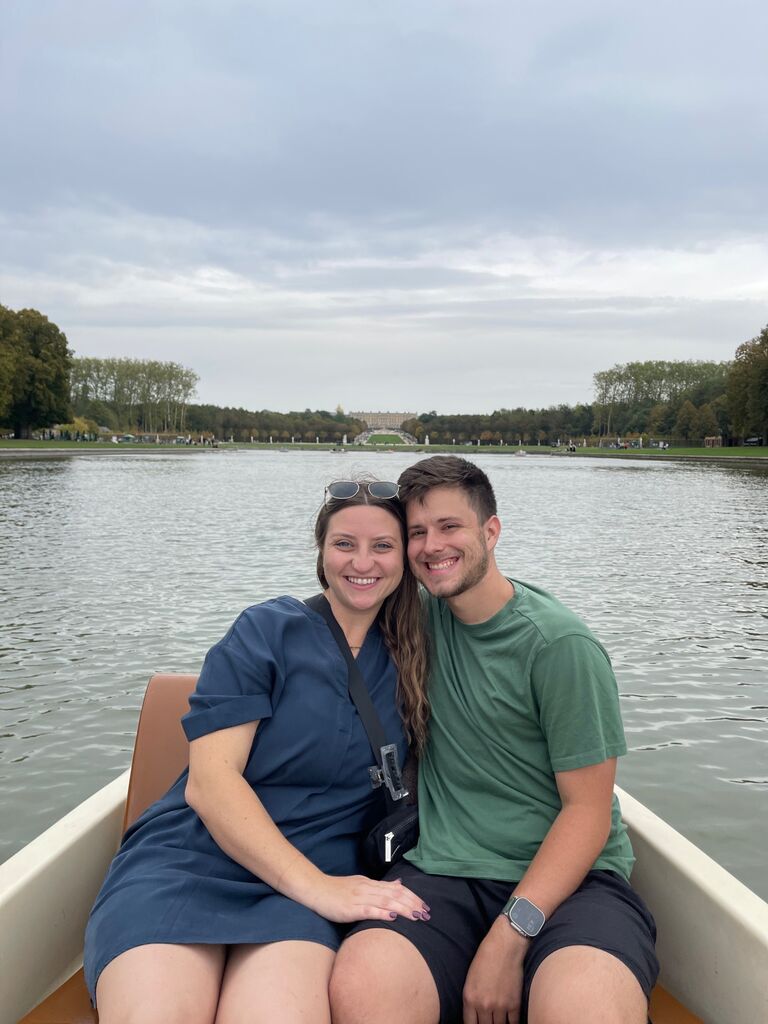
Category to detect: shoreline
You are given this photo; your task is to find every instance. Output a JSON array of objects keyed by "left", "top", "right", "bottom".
[{"left": 1, "top": 441, "right": 767, "bottom": 467}]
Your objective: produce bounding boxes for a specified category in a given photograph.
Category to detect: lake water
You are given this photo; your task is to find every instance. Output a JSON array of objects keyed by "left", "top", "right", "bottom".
[{"left": 1, "top": 449, "right": 767, "bottom": 899}]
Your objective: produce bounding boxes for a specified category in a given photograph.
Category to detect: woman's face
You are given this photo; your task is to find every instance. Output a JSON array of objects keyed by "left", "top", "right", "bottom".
[{"left": 321, "top": 504, "right": 405, "bottom": 621}]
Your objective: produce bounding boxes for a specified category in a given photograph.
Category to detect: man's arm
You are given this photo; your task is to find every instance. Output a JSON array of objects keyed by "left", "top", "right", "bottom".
[{"left": 461, "top": 758, "right": 617, "bottom": 1024}]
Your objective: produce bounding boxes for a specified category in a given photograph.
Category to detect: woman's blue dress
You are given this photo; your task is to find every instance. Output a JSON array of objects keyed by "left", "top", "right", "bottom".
[{"left": 84, "top": 596, "right": 406, "bottom": 1000}]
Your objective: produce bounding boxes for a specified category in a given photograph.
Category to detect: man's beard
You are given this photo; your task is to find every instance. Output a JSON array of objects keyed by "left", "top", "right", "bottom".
[{"left": 430, "top": 544, "right": 489, "bottom": 599}]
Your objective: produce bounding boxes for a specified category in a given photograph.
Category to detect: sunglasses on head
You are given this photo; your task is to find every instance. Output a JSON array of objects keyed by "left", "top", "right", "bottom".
[{"left": 325, "top": 480, "right": 400, "bottom": 502}]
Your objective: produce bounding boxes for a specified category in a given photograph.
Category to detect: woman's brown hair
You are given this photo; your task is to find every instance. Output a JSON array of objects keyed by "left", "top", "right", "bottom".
[{"left": 314, "top": 483, "right": 430, "bottom": 755}]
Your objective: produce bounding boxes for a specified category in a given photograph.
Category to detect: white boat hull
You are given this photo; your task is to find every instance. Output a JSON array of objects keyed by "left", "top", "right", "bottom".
[{"left": 0, "top": 773, "right": 128, "bottom": 1023}]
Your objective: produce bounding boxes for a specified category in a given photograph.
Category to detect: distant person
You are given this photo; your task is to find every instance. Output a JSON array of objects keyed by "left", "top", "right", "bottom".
[
  {"left": 331, "top": 456, "right": 658, "bottom": 1024},
  {"left": 85, "top": 478, "right": 430, "bottom": 1024}
]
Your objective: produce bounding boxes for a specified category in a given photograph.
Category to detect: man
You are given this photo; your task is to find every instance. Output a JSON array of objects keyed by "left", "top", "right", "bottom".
[{"left": 330, "top": 456, "right": 658, "bottom": 1024}]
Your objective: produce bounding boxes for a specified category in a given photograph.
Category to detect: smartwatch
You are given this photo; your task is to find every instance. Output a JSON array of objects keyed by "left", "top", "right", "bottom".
[{"left": 500, "top": 895, "right": 546, "bottom": 938}]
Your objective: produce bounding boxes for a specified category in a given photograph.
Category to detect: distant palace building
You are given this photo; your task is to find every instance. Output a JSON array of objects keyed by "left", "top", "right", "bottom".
[{"left": 350, "top": 411, "right": 417, "bottom": 430}]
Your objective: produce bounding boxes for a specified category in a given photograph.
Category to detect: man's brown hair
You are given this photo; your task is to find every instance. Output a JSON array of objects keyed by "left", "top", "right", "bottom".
[{"left": 398, "top": 455, "right": 497, "bottom": 523}]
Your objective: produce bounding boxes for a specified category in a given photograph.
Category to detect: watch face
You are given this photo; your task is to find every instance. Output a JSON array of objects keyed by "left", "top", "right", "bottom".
[{"left": 509, "top": 898, "right": 545, "bottom": 936}]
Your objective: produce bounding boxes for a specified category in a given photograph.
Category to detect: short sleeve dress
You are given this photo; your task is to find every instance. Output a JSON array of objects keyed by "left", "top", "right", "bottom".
[{"left": 84, "top": 596, "right": 407, "bottom": 1001}]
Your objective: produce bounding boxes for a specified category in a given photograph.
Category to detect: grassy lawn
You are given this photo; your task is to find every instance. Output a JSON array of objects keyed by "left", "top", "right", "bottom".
[
  {"left": 2, "top": 439, "right": 766, "bottom": 460},
  {"left": 0, "top": 439, "right": 194, "bottom": 450},
  {"left": 569, "top": 446, "right": 765, "bottom": 458},
  {"left": 365, "top": 434, "right": 407, "bottom": 445}
]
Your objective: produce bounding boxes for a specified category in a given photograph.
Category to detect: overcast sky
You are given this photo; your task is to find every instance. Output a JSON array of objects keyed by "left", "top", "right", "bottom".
[{"left": 2, "top": 0, "right": 767, "bottom": 414}]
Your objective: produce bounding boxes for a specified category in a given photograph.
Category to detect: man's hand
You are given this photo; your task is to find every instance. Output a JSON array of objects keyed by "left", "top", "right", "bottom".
[{"left": 462, "top": 916, "right": 528, "bottom": 1024}]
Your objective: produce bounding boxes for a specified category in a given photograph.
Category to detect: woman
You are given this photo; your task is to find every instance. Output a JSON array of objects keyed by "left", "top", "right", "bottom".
[{"left": 84, "top": 479, "right": 430, "bottom": 1024}]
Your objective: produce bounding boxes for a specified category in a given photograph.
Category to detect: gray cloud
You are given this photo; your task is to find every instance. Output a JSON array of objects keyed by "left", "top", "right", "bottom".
[{"left": 1, "top": 0, "right": 766, "bottom": 413}]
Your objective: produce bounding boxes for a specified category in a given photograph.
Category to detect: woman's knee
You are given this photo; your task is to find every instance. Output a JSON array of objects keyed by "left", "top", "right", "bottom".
[
  {"left": 95, "top": 944, "right": 225, "bottom": 1024},
  {"left": 216, "top": 940, "right": 335, "bottom": 1024},
  {"left": 98, "top": 994, "right": 217, "bottom": 1024}
]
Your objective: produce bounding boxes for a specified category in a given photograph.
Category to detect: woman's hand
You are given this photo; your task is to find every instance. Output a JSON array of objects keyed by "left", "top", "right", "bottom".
[
  {"left": 307, "top": 874, "right": 431, "bottom": 924},
  {"left": 188, "top": 726, "right": 430, "bottom": 925}
]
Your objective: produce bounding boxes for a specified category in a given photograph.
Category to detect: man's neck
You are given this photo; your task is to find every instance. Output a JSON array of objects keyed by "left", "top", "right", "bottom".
[{"left": 446, "top": 569, "right": 515, "bottom": 625}]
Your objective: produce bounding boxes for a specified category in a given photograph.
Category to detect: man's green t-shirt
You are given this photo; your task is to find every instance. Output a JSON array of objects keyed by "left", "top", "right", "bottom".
[{"left": 406, "top": 579, "right": 635, "bottom": 881}]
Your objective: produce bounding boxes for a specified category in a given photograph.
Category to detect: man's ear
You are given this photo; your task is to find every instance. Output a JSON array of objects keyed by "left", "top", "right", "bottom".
[{"left": 484, "top": 515, "right": 502, "bottom": 550}]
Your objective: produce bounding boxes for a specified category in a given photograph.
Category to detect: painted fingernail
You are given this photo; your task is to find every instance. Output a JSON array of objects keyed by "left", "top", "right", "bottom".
[
  {"left": 412, "top": 911, "right": 423, "bottom": 920},
  {"left": 422, "top": 903, "right": 431, "bottom": 912},
  {"left": 389, "top": 911, "right": 397, "bottom": 919},
  {"left": 422, "top": 912, "right": 431, "bottom": 921}
]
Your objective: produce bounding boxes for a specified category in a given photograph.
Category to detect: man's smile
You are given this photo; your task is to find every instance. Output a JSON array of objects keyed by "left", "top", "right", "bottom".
[{"left": 425, "top": 557, "right": 459, "bottom": 572}]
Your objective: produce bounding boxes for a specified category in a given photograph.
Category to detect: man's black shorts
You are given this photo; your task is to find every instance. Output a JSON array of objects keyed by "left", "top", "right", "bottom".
[{"left": 348, "top": 863, "right": 659, "bottom": 1024}]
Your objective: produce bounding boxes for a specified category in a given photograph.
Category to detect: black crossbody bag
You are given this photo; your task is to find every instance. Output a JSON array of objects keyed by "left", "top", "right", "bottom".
[{"left": 305, "top": 594, "right": 419, "bottom": 877}]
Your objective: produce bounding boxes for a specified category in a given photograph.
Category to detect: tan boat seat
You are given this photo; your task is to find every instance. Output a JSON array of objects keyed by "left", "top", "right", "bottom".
[
  {"left": 17, "top": 673, "right": 704, "bottom": 1024},
  {"left": 120, "top": 672, "right": 198, "bottom": 833},
  {"left": 18, "top": 673, "right": 197, "bottom": 1024}
]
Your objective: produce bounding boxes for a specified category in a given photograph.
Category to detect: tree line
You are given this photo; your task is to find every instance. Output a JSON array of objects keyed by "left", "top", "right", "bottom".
[
  {"left": 184, "top": 404, "right": 366, "bottom": 443},
  {"left": 0, "top": 305, "right": 202, "bottom": 439},
  {"left": 592, "top": 340, "right": 766, "bottom": 443},
  {"left": 404, "top": 337, "right": 766, "bottom": 445},
  {"left": 1, "top": 303, "right": 766, "bottom": 444},
  {"left": 70, "top": 365, "right": 367, "bottom": 442},
  {"left": 71, "top": 357, "right": 199, "bottom": 434},
  {"left": 0, "top": 305, "right": 369, "bottom": 441}
]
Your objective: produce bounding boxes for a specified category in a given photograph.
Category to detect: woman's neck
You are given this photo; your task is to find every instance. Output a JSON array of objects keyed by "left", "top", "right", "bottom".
[{"left": 324, "top": 591, "right": 378, "bottom": 649}]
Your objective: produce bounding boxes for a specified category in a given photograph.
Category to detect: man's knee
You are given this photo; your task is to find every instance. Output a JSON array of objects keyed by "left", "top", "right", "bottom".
[
  {"left": 528, "top": 946, "right": 647, "bottom": 1024},
  {"left": 329, "top": 935, "right": 371, "bottom": 1020},
  {"left": 329, "top": 932, "right": 402, "bottom": 1020},
  {"left": 330, "top": 930, "right": 439, "bottom": 1024}
]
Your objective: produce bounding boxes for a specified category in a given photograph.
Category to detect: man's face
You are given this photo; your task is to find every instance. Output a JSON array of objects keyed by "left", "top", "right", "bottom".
[{"left": 406, "top": 485, "right": 492, "bottom": 599}]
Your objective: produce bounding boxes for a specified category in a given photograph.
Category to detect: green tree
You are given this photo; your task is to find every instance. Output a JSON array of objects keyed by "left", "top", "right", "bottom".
[
  {"left": 673, "top": 400, "right": 699, "bottom": 440},
  {"left": 727, "top": 325, "right": 768, "bottom": 442},
  {"left": 592, "top": 359, "right": 730, "bottom": 437},
  {"left": 696, "top": 403, "right": 719, "bottom": 438},
  {"left": 646, "top": 404, "right": 668, "bottom": 437},
  {"left": 709, "top": 394, "right": 732, "bottom": 440},
  {"left": 0, "top": 305, "right": 19, "bottom": 422},
  {"left": 0, "top": 307, "right": 72, "bottom": 438},
  {"left": 71, "top": 356, "right": 199, "bottom": 433},
  {"left": 592, "top": 367, "right": 628, "bottom": 436}
]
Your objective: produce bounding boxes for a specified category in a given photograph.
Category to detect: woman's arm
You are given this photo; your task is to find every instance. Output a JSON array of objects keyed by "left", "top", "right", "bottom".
[{"left": 185, "top": 722, "right": 427, "bottom": 924}]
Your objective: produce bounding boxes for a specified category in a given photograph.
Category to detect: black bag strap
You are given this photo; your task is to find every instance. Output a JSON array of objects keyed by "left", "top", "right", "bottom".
[
  {"left": 305, "top": 593, "right": 405, "bottom": 807},
  {"left": 305, "top": 592, "right": 389, "bottom": 757}
]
